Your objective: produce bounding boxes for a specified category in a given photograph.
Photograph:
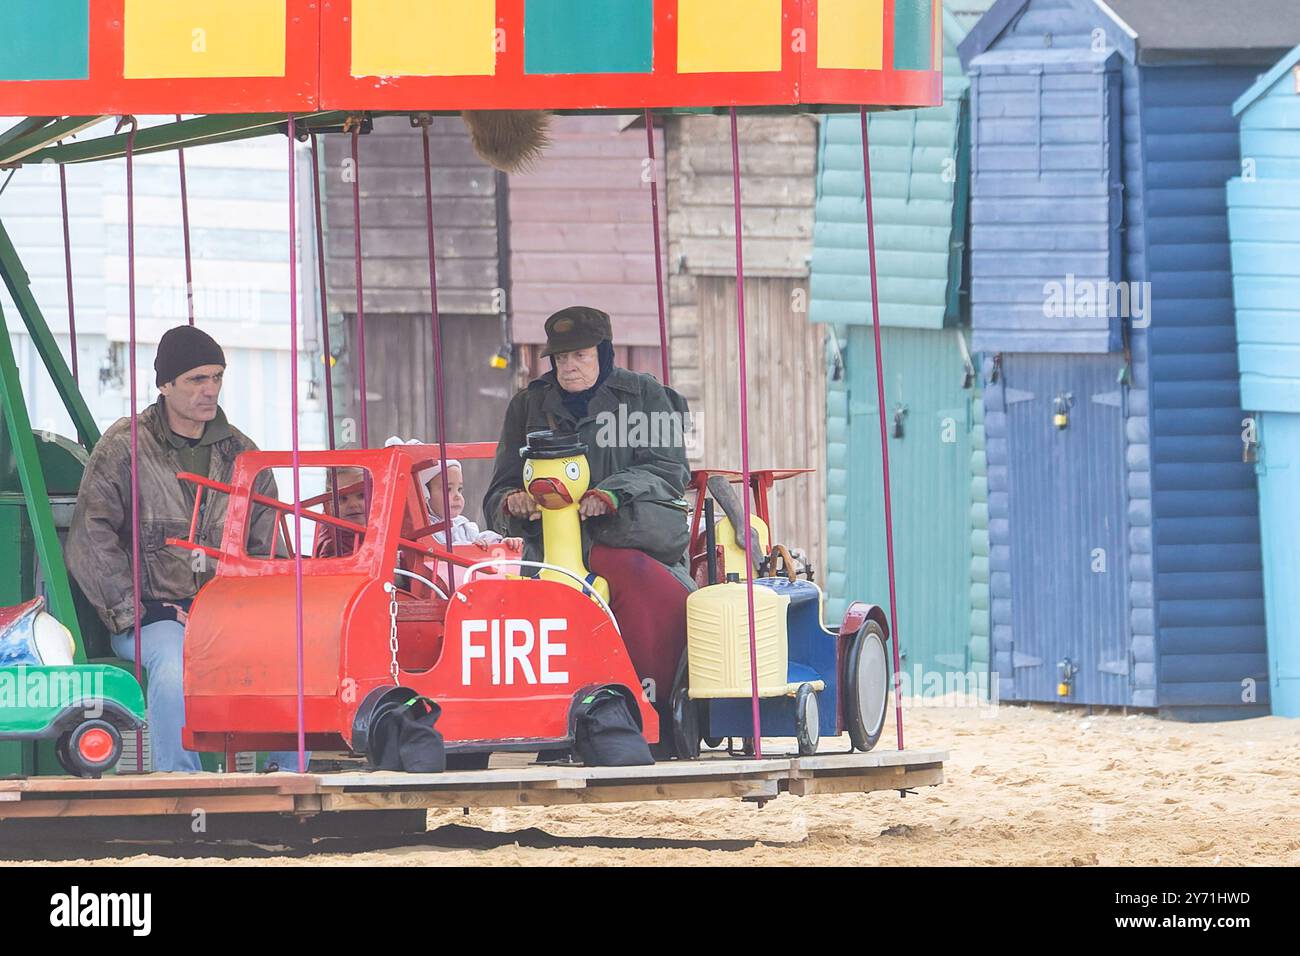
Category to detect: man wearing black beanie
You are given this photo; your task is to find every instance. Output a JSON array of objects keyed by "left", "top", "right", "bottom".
[{"left": 67, "top": 325, "right": 305, "bottom": 773}]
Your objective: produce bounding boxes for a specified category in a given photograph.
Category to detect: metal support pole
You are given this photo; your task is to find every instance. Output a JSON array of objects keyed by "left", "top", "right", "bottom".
[
  {"left": 644, "top": 109, "right": 670, "bottom": 386},
  {"left": 418, "top": 118, "right": 455, "bottom": 589},
  {"left": 123, "top": 116, "right": 144, "bottom": 772},
  {"left": 729, "top": 108, "right": 763, "bottom": 759},
  {"left": 287, "top": 116, "right": 307, "bottom": 773},
  {"left": 58, "top": 162, "right": 79, "bottom": 382},
  {"left": 860, "top": 108, "right": 906, "bottom": 751},
  {"left": 309, "top": 134, "right": 337, "bottom": 451},
  {"left": 350, "top": 125, "right": 370, "bottom": 447},
  {"left": 176, "top": 116, "right": 195, "bottom": 325}
]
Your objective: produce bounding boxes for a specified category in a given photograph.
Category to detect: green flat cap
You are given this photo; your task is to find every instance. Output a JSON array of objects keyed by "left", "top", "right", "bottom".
[{"left": 540, "top": 306, "right": 613, "bottom": 357}]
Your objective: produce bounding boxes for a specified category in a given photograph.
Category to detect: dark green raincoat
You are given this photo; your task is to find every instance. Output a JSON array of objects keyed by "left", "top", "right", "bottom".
[{"left": 483, "top": 366, "right": 694, "bottom": 589}]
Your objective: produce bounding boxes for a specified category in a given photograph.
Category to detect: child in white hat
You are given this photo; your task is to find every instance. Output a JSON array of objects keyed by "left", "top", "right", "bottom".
[{"left": 386, "top": 437, "right": 522, "bottom": 550}]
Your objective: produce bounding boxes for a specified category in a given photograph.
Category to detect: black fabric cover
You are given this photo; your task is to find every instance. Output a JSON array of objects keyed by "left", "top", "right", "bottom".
[
  {"left": 573, "top": 688, "right": 654, "bottom": 767},
  {"left": 368, "top": 696, "right": 447, "bottom": 773}
]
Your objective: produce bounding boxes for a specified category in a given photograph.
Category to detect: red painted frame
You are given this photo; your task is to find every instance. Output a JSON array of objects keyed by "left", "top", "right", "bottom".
[
  {"left": 0, "top": 1, "right": 941, "bottom": 116},
  {"left": 321, "top": 0, "right": 798, "bottom": 111},
  {"left": 0, "top": 0, "right": 319, "bottom": 117},
  {"left": 320, "top": 0, "right": 940, "bottom": 112},
  {"left": 799, "top": 0, "right": 942, "bottom": 111}
]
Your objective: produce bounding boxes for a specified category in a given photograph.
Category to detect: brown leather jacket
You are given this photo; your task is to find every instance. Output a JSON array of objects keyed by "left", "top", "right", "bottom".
[{"left": 66, "top": 401, "right": 278, "bottom": 634}]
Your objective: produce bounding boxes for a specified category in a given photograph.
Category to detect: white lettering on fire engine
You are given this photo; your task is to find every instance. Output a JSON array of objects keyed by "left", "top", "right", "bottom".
[
  {"left": 539, "top": 618, "right": 568, "bottom": 685},
  {"left": 461, "top": 618, "right": 569, "bottom": 686},
  {"left": 504, "top": 619, "right": 536, "bottom": 685},
  {"left": 462, "top": 620, "right": 488, "bottom": 685}
]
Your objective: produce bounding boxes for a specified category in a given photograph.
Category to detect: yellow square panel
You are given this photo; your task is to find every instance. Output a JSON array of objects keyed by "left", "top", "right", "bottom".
[
  {"left": 124, "top": 0, "right": 286, "bottom": 79},
  {"left": 818, "top": 0, "right": 883, "bottom": 71},
  {"left": 678, "top": 0, "right": 783, "bottom": 74},
  {"left": 352, "top": 0, "right": 496, "bottom": 77}
]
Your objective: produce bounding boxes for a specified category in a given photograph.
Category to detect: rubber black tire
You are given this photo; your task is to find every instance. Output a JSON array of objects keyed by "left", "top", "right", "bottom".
[
  {"left": 795, "top": 683, "right": 820, "bottom": 756},
  {"left": 670, "top": 685, "right": 701, "bottom": 760},
  {"left": 352, "top": 685, "right": 416, "bottom": 761},
  {"left": 60, "top": 719, "right": 123, "bottom": 778},
  {"left": 702, "top": 736, "right": 724, "bottom": 749},
  {"left": 844, "top": 621, "right": 890, "bottom": 752}
]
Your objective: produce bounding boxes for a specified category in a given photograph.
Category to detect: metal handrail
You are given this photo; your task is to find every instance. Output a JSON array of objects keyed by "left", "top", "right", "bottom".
[{"left": 391, "top": 567, "right": 449, "bottom": 601}]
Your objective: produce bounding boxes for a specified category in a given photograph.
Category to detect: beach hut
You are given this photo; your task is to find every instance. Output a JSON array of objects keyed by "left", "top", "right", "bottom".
[
  {"left": 1227, "top": 44, "right": 1300, "bottom": 717},
  {"left": 959, "top": 0, "right": 1300, "bottom": 717},
  {"left": 811, "top": 1, "right": 993, "bottom": 694}
]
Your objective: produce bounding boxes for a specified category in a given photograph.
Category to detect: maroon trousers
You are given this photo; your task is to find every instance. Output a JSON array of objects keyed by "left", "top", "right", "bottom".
[{"left": 588, "top": 544, "right": 689, "bottom": 720}]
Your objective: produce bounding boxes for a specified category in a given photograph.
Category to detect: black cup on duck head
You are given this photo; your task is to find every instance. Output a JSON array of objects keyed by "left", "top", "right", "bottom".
[{"left": 520, "top": 429, "right": 588, "bottom": 460}]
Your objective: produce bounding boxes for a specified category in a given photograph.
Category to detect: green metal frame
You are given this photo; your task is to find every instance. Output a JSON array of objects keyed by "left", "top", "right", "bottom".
[
  {"left": 0, "top": 116, "right": 110, "bottom": 166},
  {"left": 19, "top": 111, "right": 352, "bottom": 166},
  {"left": 0, "top": 300, "right": 85, "bottom": 659}
]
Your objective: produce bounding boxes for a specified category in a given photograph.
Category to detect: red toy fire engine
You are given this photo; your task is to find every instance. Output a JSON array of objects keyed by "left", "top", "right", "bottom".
[{"left": 168, "top": 443, "right": 656, "bottom": 763}]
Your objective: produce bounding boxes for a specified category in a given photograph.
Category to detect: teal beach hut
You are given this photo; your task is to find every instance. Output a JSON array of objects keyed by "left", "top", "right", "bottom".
[{"left": 1228, "top": 44, "right": 1300, "bottom": 717}]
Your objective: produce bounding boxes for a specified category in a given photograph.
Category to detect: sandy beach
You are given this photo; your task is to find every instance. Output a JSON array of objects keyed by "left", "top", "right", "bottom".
[{"left": 9, "top": 697, "right": 1298, "bottom": 866}]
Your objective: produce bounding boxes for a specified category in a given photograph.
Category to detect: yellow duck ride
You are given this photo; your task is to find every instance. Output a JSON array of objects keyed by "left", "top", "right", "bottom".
[{"left": 521, "top": 431, "right": 611, "bottom": 603}]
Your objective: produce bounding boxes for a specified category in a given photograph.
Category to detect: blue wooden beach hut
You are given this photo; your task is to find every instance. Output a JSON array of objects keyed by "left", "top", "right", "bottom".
[
  {"left": 1227, "top": 44, "right": 1300, "bottom": 717},
  {"left": 959, "top": 0, "right": 1300, "bottom": 717}
]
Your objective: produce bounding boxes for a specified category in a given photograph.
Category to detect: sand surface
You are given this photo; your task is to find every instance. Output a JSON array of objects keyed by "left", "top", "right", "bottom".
[{"left": 8, "top": 698, "right": 1298, "bottom": 866}]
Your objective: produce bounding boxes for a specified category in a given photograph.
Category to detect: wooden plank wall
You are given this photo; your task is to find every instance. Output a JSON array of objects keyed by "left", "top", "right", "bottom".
[
  {"left": 322, "top": 115, "right": 500, "bottom": 316},
  {"left": 665, "top": 114, "right": 818, "bottom": 418},
  {"left": 696, "top": 276, "right": 827, "bottom": 576},
  {"left": 507, "top": 115, "right": 668, "bottom": 346}
]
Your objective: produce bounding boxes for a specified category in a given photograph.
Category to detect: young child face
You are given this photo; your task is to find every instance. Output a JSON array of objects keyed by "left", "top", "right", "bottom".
[
  {"left": 329, "top": 468, "right": 369, "bottom": 526},
  {"left": 427, "top": 466, "right": 465, "bottom": 520}
]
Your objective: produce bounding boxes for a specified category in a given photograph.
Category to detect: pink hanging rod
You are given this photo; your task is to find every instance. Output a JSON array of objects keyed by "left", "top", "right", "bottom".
[{"left": 860, "top": 107, "right": 906, "bottom": 752}]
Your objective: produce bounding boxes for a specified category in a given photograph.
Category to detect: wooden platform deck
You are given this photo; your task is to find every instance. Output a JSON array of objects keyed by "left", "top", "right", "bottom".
[{"left": 0, "top": 748, "right": 946, "bottom": 824}]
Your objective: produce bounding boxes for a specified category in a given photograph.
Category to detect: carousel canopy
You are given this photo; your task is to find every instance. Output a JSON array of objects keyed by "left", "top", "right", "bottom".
[{"left": 0, "top": 0, "right": 942, "bottom": 117}]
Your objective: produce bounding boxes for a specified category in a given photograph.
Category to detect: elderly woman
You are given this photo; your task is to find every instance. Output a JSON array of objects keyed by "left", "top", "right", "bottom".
[{"left": 484, "top": 307, "right": 694, "bottom": 751}]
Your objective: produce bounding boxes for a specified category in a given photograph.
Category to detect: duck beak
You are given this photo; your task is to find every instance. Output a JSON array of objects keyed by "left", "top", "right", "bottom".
[{"left": 527, "top": 477, "right": 572, "bottom": 509}]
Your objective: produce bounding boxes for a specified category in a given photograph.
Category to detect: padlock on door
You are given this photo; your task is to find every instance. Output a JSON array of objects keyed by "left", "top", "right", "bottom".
[
  {"left": 1053, "top": 392, "right": 1074, "bottom": 430},
  {"left": 1057, "top": 657, "right": 1078, "bottom": 697},
  {"left": 892, "top": 404, "right": 909, "bottom": 439}
]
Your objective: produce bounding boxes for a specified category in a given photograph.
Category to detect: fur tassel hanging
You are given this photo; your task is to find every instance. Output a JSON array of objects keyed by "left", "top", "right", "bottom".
[{"left": 461, "top": 110, "right": 552, "bottom": 173}]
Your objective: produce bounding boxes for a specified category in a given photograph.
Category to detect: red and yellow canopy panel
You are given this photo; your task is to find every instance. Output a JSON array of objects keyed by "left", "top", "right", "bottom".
[{"left": 0, "top": 0, "right": 942, "bottom": 115}]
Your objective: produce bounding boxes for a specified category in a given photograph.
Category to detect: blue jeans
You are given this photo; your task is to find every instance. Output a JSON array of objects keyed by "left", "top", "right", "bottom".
[{"left": 111, "top": 621, "right": 309, "bottom": 773}]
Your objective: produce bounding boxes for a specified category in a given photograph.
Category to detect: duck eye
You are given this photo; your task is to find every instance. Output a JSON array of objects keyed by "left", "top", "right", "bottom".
[
  {"left": 522, "top": 462, "right": 534, "bottom": 482},
  {"left": 565, "top": 461, "right": 581, "bottom": 481}
]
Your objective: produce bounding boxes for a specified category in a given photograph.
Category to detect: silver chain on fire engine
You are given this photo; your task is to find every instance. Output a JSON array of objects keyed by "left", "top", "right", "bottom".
[{"left": 384, "top": 582, "right": 400, "bottom": 685}]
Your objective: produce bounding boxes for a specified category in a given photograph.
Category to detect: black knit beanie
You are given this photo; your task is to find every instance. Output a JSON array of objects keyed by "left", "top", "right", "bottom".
[{"left": 154, "top": 325, "right": 226, "bottom": 386}]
